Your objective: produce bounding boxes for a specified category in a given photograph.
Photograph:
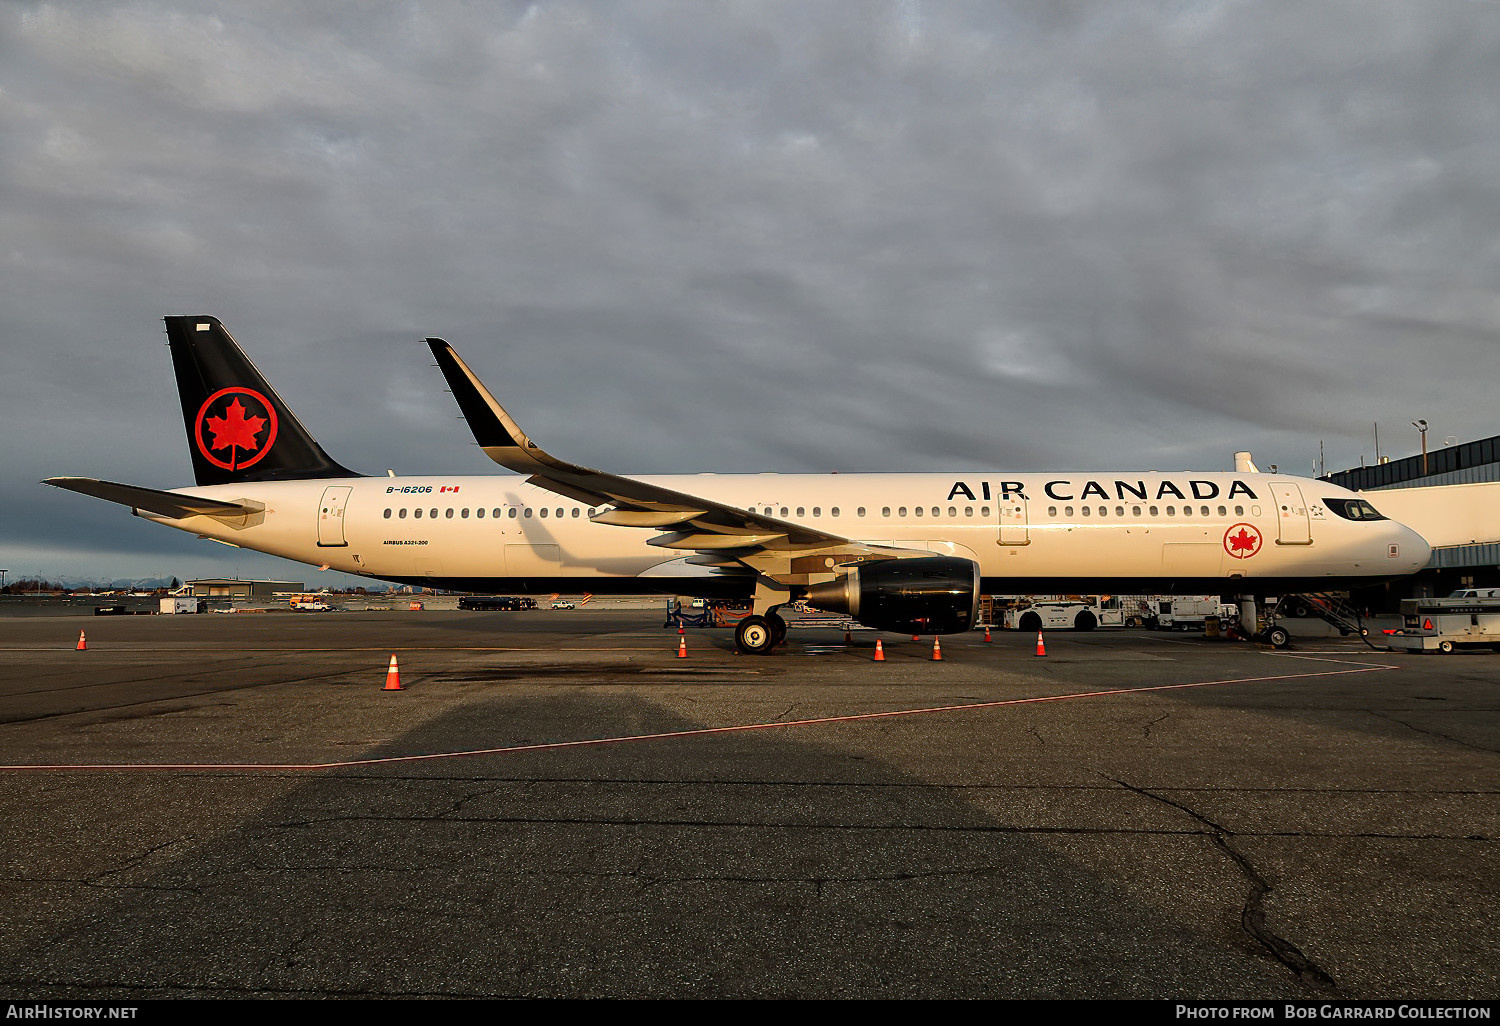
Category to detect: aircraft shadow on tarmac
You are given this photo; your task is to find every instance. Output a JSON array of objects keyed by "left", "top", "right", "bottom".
[{"left": 4, "top": 682, "right": 1489, "bottom": 1000}]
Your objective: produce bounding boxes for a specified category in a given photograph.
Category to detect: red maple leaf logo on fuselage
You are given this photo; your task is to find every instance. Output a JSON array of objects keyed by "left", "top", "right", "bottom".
[{"left": 1224, "top": 524, "right": 1263, "bottom": 559}]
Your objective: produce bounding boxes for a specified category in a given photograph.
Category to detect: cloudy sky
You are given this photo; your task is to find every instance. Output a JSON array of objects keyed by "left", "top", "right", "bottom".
[{"left": 3, "top": 0, "right": 1498, "bottom": 585}]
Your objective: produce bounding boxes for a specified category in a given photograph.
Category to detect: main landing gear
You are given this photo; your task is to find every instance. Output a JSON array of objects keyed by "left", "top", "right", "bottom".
[{"left": 734, "top": 611, "right": 788, "bottom": 655}]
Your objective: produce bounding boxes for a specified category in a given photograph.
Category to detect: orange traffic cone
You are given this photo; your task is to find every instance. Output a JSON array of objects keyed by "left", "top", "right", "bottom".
[
  {"left": 76, "top": 630, "right": 87, "bottom": 651},
  {"left": 1035, "top": 631, "right": 1046, "bottom": 657},
  {"left": 873, "top": 639, "right": 885, "bottom": 662},
  {"left": 677, "top": 636, "right": 688, "bottom": 658},
  {"left": 931, "top": 637, "right": 943, "bottom": 661},
  {"left": 678, "top": 624, "right": 685, "bottom": 635},
  {"left": 983, "top": 625, "right": 992, "bottom": 643},
  {"left": 383, "top": 654, "right": 403, "bottom": 690},
  {"left": 912, "top": 635, "right": 920, "bottom": 642}
]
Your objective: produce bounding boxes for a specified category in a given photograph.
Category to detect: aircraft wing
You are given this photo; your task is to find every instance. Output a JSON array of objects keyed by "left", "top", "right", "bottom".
[
  {"left": 43, "top": 478, "right": 264, "bottom": 520},
  {"left": 426, "top": 339, "right": 893, "bottom": 562}
]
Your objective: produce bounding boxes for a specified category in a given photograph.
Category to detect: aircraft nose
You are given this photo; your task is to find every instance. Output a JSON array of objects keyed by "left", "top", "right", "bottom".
[{"left": 1396, "top": 523, "right": 1431, "bottom": 571}]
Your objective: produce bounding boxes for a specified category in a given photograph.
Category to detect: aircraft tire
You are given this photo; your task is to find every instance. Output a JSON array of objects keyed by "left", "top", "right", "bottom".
[
  {"left": 769, "top": 612, "right": 787, "bottom": 647},
  {"left": 736, "top": 615, "right": 776, "bottom": 655}
]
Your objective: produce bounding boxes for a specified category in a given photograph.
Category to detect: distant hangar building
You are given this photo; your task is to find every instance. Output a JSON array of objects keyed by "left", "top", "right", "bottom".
[
  {"left": 185, "top": 578, "right": 304, "bottom": 600},
  {"left": 1325, "top": 432, "right": 1500, "bottom": 600}
]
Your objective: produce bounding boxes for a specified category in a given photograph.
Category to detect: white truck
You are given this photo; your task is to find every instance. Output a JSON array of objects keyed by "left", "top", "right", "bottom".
[{"left": 1151, "top": 596, "right": 1225, "bottom": 631}]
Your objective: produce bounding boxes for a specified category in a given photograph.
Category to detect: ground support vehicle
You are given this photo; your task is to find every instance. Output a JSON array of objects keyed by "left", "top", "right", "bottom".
[
  {"left": 1003, "top": 599, "right": 1104, "bottom": 633},
  {"left": 1384, "top": 596, "right": 1500, "bottom": 654}
]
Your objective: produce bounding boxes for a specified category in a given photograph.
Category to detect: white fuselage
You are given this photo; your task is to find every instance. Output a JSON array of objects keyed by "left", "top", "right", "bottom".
[{"left": 147, "top": 471, "right": 1431, "bottom": 596}]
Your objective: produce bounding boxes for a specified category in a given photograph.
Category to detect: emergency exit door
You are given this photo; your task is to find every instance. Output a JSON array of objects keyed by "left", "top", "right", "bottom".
[{"left": 317, "top": 485, "right": 353, "bottom": 547}]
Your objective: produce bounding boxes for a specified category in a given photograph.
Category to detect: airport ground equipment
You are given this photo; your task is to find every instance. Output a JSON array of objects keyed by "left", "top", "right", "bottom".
[
  {"left": 458, "top": 596, "right": 537, "bottom": 611},
  {"left": 1002, "top": 598, "right": 1104, "bottom": 632},
  {"left": 1278, "top": 592, "right": 1364, "bottom": 637},
  {"left": 1384, "top": 595, "right": 1500, "bottom": 653}
]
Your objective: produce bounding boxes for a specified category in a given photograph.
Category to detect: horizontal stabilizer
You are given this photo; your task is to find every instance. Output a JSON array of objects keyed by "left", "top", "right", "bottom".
[{"left": 43, "top": 478, "right": 264, "bottom": 520}]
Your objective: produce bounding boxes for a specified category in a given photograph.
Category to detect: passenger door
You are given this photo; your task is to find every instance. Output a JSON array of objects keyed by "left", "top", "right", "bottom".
[
  {"left": 1270, "top": 481, "right": 1311, "bottom": 545},
  {"left": 317, "top": 485, "right": 353, "bottom": 547}
]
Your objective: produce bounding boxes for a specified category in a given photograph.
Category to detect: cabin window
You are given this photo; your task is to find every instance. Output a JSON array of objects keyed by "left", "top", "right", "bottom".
[
  {"left": 1064, "top": 506, "right": 1074, "bottom": 517},
  {"left": 914, "top": 506, "right": 923, "bottom": 517},
  {"left": 831, "top": 507, "right": 840, "bottom": 517},
  {"left": 812, "top": 507, "right": 821, "bottom": 517},
  {"left": 965, "top": 506, "right": 974, "bottom": 517},
  {"left": 430, "top": 508, "right": 438, "bottom": 518},
  {"left": 1115, "top": 506, "right": 1124, "bottom": 517},
  {"left": 931, "top": 507, "right": 940, "bottom": 517},
  {"left": 398, "top": 508, "right": 407, "bottom": 519},
  {"left": 1166, "top": 506, "right": 1175, "bottom": 517},
  {"left": 571, "top": 508, "right": 580, "bottom": 518},
  {"left": 882, "top": 507, "right": 891, "bottom": 517},
  {"left": 1252, "top": 505, "right": 1262, "bottom": 517},
  {"left": 524, "top": 508, "right": 533, "bottom": 518},
  {"left": 540, "top": 508, "right": 548, "bottom": 517},
  {"left": 981, "top": 506, "right": 990, "bottom": 516},
  {"left": 780, "top": 507, "right": 789, "bottom": 517},
  {"left": 461, "top": 508, "right": 469, "bottom": 519},
  {"left": 414, "top": 508, "right": 423, "bottom": 519},
  {"left": 1217, "top": 506, "right": 1226, "bottom": 517},
  {"left": 796, "top": 507, "right": 805, "bottom": 517},
  {"left": 1048, "top": 506, "right": 1057, "bottom": 517},
  {"left": 507, "top": 508, "right": 517, "bottom": 518},
  {"left": 1132, "top": 505, "right": 1142, "bottom": 517},
  {"left": 446, "top": 508, "right": 454, "bottom": 519},
  {"left": 383, "top": 508, "right": 392, "bottom": 519},
  {"left": 1097, "top": 506, "right": 1106, "bottom": 517},
  {"left": 1234, "top": 505, "right": 1244, "bottom": 517},
  {"left": 1200, "top": 506, "right": 1209, "bottom": 517},
  {"left": 898, "top": 507, "right": 908, "bottom": 517},
  {"left": 1081, "top": 506, "right": 1091, "bottom": 517},
  {"left": 1149, "top": 505, "right": 1159, "bottom": 516}
]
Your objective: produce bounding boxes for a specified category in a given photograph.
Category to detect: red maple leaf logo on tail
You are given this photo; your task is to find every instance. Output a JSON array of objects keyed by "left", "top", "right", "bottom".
[
  {"left": 205, "top": 399, "right": 266, "bottom": 457},
  {"left": 194, "top": 388, "right": 278, "bottom": 472}
]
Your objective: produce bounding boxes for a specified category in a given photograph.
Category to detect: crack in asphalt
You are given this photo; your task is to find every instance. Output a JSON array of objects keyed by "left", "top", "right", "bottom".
[
  {"left": 1112, "top": 776, "right": 1341, "bottom": 997},
  {"left": 1365, "top": 709, "right": 1498, "bottom": 754}
]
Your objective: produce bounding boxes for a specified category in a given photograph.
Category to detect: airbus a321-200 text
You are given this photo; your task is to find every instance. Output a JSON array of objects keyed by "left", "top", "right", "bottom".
[{"left": 47, "top": 316, "right": 1430, "bottom": 653}]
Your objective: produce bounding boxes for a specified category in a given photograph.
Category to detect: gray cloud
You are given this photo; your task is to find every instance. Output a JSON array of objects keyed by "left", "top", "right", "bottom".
[{"left": 3, "top": 0, "right": 1499, "bottom": 578}]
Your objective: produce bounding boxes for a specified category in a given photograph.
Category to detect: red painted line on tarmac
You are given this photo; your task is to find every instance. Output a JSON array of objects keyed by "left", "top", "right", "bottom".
[{"left": 0, "top": 657, "right": 1395, "bottom": 773}]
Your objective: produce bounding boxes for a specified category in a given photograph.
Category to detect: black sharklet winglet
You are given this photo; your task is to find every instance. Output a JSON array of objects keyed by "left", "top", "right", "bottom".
[
  {"left": 43, "top": 477, "right": 264, "bottom": 520},
  {"left": 165, "top": 316, "right": 360, "bottom": 487},
  {"left": 423, "top": 338, "right": 852, "bottom": 550}
]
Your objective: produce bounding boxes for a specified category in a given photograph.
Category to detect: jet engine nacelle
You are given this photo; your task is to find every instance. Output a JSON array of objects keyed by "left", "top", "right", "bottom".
[{"left": 803, "top": 555, "right": 981, "bottom": 635}]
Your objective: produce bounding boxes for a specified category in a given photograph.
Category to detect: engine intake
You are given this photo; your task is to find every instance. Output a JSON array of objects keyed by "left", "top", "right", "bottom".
[{"left": 804, "top": 555, "right": 981, "bottom": 634}]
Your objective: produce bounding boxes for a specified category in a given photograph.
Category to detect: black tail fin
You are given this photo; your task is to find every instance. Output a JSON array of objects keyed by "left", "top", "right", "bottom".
[{"left": 164, "top": 315, "right": 359, "bottom": 486}]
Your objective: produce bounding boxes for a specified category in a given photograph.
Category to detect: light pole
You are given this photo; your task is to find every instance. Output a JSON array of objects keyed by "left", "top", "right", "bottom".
[{"left": 1413, "top": 420, "right": 1428, "bottom": 475}]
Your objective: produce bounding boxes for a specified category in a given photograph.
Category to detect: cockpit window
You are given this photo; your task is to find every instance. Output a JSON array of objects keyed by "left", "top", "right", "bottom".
[{"left": 1324, "top": 498, "right": 1387, "bottom": 521}]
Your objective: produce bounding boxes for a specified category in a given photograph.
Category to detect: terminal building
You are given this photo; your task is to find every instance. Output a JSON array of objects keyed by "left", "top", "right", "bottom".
[{"left": 1324, "top": 432, "right": 1500, "bottom": 605}]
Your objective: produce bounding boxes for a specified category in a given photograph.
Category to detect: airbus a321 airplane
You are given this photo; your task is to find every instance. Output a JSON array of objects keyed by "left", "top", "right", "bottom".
[{"left": 47, "top": 316, "right": 1431, "bottom": 653}]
